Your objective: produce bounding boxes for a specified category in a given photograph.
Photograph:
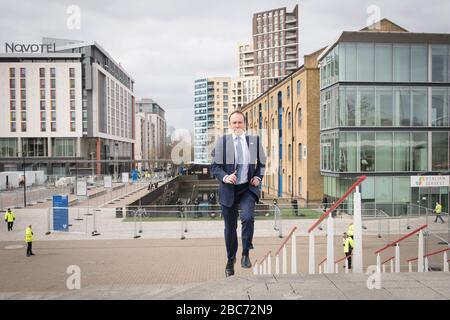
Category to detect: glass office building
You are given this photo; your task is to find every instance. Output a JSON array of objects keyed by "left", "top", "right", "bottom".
[{"left": 319, "top": 26, "right": 450, "bottom": 215}]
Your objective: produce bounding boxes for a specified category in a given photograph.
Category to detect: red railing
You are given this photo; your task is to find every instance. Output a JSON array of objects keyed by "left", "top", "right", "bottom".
[
  {"left": 308, "top": 176, "right": 366, "bottom": 233},
  {"left": 374, "top": 224, "right": 428, "bottom": 255},
  {"left": 382, "top": 256, "right": 395, "bottom": 265},
  {"left": 335, "top": 254, "right": 352, "bottom": 264},
  {"left": 318, "top": 257, "right": 327, "bottom": 267},
  {"left": 407, "top": 248, "right": 450, "bottom": 263},
  {"left": 274, "top": 226, "right": 297, "bottom": 256},
  {"left": 259, "top": 251, "right": 272, "bottom": 264}
]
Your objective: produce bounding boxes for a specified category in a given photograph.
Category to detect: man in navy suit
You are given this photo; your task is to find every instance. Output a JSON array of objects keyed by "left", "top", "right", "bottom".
[{"left": 211, "top": 110, "right": 266, "bottom": 277}]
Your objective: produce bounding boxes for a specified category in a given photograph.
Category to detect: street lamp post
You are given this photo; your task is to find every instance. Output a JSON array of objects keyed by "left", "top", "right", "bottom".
[
  {"left": 17, "top": 150, "right": 26, "bottom": 208},
  {"left": 90, "top": 152, "right": 95, "bottom": 178},
  {"left": 22, "top": 152, "right": 26, "bottom": 208}
]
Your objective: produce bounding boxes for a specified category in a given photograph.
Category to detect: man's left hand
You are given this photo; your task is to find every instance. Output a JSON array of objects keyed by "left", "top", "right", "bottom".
[{"left": 250, "top": 177, "right": 260, "bottom": 187}]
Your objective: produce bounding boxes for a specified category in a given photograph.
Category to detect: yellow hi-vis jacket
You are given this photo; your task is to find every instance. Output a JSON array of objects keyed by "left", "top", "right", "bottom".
[
  {"left": 4, "top": 210, "right": 15, "bottom": 222},
  {"left": 343, "top": 237, "right": 354, "bottom": 254},
  {"left": 25, "top": 227, "right": 33, "bottom": 243},
  {"left": 347, "top": 223, "right": 354, "bottom": 237},
  {"left": 435, "top": 204, "right": 442, "bottom": 214}
]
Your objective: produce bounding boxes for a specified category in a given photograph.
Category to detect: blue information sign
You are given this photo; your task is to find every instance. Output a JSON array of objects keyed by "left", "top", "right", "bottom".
[
  {"left": 53, "top": 195, "right": 69, "bottom": 232},
  {"left": 131, "top": 169, "right": 138, "bottom": 181}
]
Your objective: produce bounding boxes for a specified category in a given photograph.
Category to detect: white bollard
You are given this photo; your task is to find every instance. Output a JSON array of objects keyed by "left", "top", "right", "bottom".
[
  {"left": 268, "top": 254, "right": 272, "bottom": 274},
  {"left": 326, "top": 216, "right": 335, "bottom": 273},
  {"left": 444, "top": 251, "right": 449, "bottom": 272},
  {"left": 424, "top": 257, "right": 429, "bottom": 272},
  {"left": 259, "top": 264, "right": 263, "bottom": 275},
  {"left": 282, "top": 246, "right": 287, "bottom": 274},
  {"left": 353, "top": 186, "right": 363, "bottom": 273},
  {"left": 263, "top": 259, "right": 267, "bottom": 275},
  {"left": 409, "top": 262, "right": 412, "bottom": 273},
  {"left": 319, "top": 265, "right": 322, "bottom": 274},
  {"left": 291, "top": 232, "right": 297, "bottom": 274},
  {"left": 376, "top": 253, "right": 381, "bottom": 273},
  {"left": 390, "top": 260, "right": 394, "bottom": 273},
  {"left": 309, "top": 231, "right": 315, "bottom": 274},
  {"left": 253, "top": 263, "right": 258, "bottom": 275},
  {"left": 395, "top": 244, "right": 400, "bottom": 272},
  {"left": 345, "top": 258, "right": 349, "bottom": 273},
  {"left": 275, "top": 254, "right": 280, "bottom": 275},
  {"left": 418, "top": 230, "right": 424, "bottom": 272},
  {"left": 335, "top": 263, "right": 339, "bottom": 273},
  {"left": 383, "top": 264, "right": 386, "bottom": 273}
]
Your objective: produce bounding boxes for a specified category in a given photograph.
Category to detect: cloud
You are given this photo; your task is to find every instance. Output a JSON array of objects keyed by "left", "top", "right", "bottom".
[{"left": 0, "top": 0, "right": 449, "bottom": 132}]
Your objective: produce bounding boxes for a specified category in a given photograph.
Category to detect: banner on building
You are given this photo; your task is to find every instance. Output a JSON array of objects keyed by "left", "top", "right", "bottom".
[{"left": 410, "top": 176, "right": 449, "bottom": 187}]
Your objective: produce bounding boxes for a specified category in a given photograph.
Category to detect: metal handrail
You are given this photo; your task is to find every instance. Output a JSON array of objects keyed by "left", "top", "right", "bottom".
[
  {"left": 308, "top": 176, "right": 366, "bottom": 233},
  {"left": 374, "top": 224, "right": 428, "bottom": 254},
  {"left": 274, "top": 226, "right": 297, "bottom": 256}
]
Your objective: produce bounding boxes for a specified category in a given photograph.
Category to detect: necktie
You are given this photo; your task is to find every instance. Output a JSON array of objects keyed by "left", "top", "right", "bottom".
[{"left": 235, "top": 137, "right": 243, "bottom": 182}]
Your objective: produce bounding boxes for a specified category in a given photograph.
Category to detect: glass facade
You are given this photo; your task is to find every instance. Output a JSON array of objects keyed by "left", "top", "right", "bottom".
[{"left": 320, "top": 39, "right": 450, "bottom": 214}]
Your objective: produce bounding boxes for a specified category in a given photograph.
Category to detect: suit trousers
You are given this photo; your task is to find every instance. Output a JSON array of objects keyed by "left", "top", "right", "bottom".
[{"left": 221, "top": 183, "right": 256, "bottom": 261}]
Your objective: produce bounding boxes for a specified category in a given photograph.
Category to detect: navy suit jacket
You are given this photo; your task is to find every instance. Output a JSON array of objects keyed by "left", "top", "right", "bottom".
[{"left": 210, "top": 134, "right": 266, "bottom": 207}]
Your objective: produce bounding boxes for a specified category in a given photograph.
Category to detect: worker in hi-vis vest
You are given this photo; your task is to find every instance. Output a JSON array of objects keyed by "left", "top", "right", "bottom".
[
  {"left": 25, "top": 225, "right": 34, "bottom": 257},
  {"left": 4, "top": 208, "right": 15, "bottom": 231},
  {"left": 343, "top": 232, "right": 354, "bottom": 269},
  {"left": 347, "top": 222, "right": 354, "bottom": 239},
  {"left": 434, "top": 202, "right": 445, "bottom": 224}
]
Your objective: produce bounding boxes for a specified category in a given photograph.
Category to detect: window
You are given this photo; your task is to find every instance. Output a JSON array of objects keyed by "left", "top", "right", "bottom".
[
  {"left": 411, "top": 88, "right": 427, "bottom": 126},
  {"left": 395, "top": 88, "right": 410, "bottom": 126},
  {"left": 70, "top": 79, "right": 75, "bottom": 89},
  {"left": 70, "top": 100, "right": 75, "bottom": 110},
  {"left": 20, "top": 68, "right": 26, "bottom": 77},
  {"left": 394, "top": 45, "right": 410, "bottom": 81},
  {"left": 431, "top": 45, "right": 448, "bottom": 82},
  {"left": 359, "top": 132, "right": 375, "bottom": 171},
  {"left": 298, "top": 177, "right": 302, "bottom": 196},
  {"left": 432, "top": 88, "right": 448, "bottom": 126},
  {"left": 357, "top": 43, "right": 374, "bottom": 81},
  {"left": 51, "top": 90, "right": 56, "bottom": 100},
  {"left": 40, "top": 122, "right": 46, "bottom": 132},
  {"left": 10, "top": 111, "right": 16, "bottom": 121},
  {"left": 9, "top": 68, "right": 15, "bottom": 78},
  {"left": 50, "top": 68, "right": 56, "bottom": 77},
  {"left": 375, "top": 44, "right": 392, "bottom": 81},
  {"left": 40, "top": 101, "right": 45, "bottom": 110},
  {"left": 298, "top": 108, "right": 302, "bottom": 127},
  {"left": 40, "top": 79, "right": 45, "bottom": 88},
  {"left": 10, "top": 100, "right": 15, "bottom": 110},
  {"left": 298, "top": 143, "right": 302, "bottom": 160},
  {"left": 70, "top": 89, "right": 75, "bottom": 99},
  {"left": 39, "top": 68, "right": 45, "bottom": 78},
  {"left": 288, "top": 144, "right": 292, "bottom": 161},
  {"left": 71, "top": 111, "right": 76, "bottom": 121},
  {"left": 411, "top": 132, "right": 427, "bottom": 171},
  {"left": 288, "top": 112, "right": 292, "bottom": 129},
  {"left": 411, "top": 45, "right": 428, "bottom": 82},
  {"left": 297, "top": 80, "right": 301, "bottom": 96},
  {"left": 376, "top": 88, "right": 393, "bottom": 126},
  {"left": 40, "top": 90, "right": 45, "bottom": 99},
  {"left": 40, "top": 111, "right": 46, "bottom": 121},
  {"left": 9, "top": 79, "right": 15, "bottom": 88},
  {"left": 432, "top": 132, "right": 449, "bottom": 171},
  {"left": 375, "top": 132, "right": 393, "bottom": 171},
  {"left": 69, "top": 68, "right": 75, "bottom": 78},
  {"left": 359, "top": 88, "right": 375, "bottom": 126},
  {"left": 394, "top": 132, "right": 410, "bottom": 171},
  {"left": 51, "top": 122, "right": 56, "bottom": 132},
  {"left": 287, "top": 86, "right": 290, "bottom": 98},
  {"left": 10, "top": 122, "right": 16, "bottom": 132},
  {"left": 51, "top": 79, "right": 56, "bottom": 88},
  {"left": 21, "top": 122, "right": 26, "bottom": 132}
]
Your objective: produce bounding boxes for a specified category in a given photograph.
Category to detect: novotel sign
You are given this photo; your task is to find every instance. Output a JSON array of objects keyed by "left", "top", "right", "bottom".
[{"left": 5, "top": 42, "right": 56, "bottom": 53}]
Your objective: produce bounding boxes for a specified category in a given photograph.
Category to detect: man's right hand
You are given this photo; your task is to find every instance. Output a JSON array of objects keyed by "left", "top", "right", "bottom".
[{"left": 224, "top": 171, "right": 237, "bottom": 184}]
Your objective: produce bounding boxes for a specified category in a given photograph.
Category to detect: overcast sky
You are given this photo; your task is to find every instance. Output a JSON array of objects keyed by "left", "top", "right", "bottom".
[{"left": 1, "top": 0, "right": 449, "bottom": 133}]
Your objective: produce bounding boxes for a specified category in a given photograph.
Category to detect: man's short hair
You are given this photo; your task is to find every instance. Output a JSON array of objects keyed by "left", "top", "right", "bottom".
[{"left": 228, "top": 110, "right": 245, "bottom": 122}]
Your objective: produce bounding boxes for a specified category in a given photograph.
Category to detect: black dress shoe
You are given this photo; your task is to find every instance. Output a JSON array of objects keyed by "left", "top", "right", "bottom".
[
  {"left": 225, "top": 259, "right": 235, "bottom": 277},
  {"left": 241, "top": 254, "right": 252, "bottom": 268}
]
